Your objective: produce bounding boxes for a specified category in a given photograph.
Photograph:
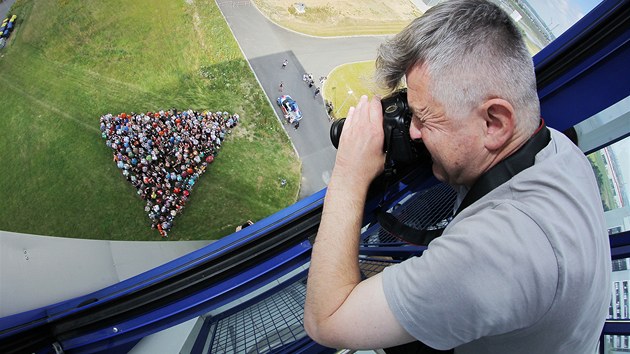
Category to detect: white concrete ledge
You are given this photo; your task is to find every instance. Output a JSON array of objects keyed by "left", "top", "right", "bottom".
[{"left": 0, "top": 230, "right": 212, "bottom": 317}]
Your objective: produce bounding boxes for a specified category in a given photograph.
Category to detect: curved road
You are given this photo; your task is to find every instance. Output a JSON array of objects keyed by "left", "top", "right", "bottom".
[{"left": 216, "top": 0, "right": 388, "bottom": 199}]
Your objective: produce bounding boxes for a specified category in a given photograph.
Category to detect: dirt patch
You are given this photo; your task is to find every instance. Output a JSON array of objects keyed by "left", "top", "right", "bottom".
[{"left": 253, "top": 0, "right": 422, "bottom": 36}]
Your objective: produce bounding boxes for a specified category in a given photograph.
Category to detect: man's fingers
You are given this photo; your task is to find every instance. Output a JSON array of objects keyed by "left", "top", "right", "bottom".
[
  {"left": 345, "top": 106, "right": 355, "bottom": 125},
  {"left": 369, "top": 96, "right": 382, "bottom": 124},
  {"left": 357, "top": 95, "right": 368, "bottom": 113},
  {"left": 350, "top": 96, "right": 368, "bottom": 126}
]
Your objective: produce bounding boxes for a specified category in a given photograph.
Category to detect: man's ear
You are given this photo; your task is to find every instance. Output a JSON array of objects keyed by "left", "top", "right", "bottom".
[{"left": 480, "top": 98, "right": 516, "bottom": 151}]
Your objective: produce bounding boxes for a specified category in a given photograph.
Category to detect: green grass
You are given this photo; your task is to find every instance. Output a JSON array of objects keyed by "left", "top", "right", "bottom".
[
  {"left": 0, "top": 0, "right": 300, "bottom": 241},
  {"left": 323, "top": 61, "right": 388, "bottom": 119},
  {"left": 588, "top": 152, "right": 619, "bottom": 212}
]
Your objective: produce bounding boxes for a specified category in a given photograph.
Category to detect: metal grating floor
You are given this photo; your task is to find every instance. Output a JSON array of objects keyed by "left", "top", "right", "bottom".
[
  {"left": 209, "top": 280, "right": 307, "bottom": 353},
  {"left": 205, "top": 259, "right": 400, "bottom": 353},
  {"left": 362, "top": 183, "right": 457, "bottom": 247},
  {"left": 359, "top": 257, "right": 401, "bottom": 279}
]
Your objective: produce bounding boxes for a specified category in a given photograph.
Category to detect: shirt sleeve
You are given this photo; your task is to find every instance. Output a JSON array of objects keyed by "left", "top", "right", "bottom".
[{"left": 382, "top": 202, "right": 558, "bottom": 350}]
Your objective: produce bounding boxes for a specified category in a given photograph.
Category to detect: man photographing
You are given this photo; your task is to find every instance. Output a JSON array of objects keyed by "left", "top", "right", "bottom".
[{"left": 304, "top": 0, "right": 611, "bottom": 353}]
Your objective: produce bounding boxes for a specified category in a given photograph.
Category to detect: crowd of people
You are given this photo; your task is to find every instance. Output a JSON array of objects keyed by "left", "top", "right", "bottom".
[
  {"left": 100, "top": 109, "right": 239, "bottom": 238},
  {"left": 302, "top": 73, "right": 326, "bottom": 90}
]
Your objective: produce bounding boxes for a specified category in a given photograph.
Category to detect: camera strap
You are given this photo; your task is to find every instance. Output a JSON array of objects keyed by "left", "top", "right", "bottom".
[{"left": 378, "top": 120, "right": 550, "bottom": 246}]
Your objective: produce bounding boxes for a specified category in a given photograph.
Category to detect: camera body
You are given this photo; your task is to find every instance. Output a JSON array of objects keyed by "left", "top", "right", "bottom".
[{"left": 330, "top": 89, "right": 430, "bottom": 170}]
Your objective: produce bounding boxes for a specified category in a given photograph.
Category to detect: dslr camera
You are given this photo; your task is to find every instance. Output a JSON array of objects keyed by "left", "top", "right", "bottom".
[{"left": 330, "top": 89, "right": 430, "bottom": 173}]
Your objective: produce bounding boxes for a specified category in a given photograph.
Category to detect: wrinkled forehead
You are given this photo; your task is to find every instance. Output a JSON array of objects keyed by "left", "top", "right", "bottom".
[
  {"left": 405, "top": 63, "right": 452, "bottom": 118},
  {"left": 405, "top": 64, "right": 434, "bottom": 104}
]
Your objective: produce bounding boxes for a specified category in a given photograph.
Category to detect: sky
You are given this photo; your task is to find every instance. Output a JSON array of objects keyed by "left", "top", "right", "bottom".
[{"left": 525, "top": 0, "right": 602, "bottom": 36}]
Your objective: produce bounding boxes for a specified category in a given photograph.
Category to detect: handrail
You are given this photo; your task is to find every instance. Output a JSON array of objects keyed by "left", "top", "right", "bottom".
[
  {"left": 0, "top": 166, "right": 429, "bottom": 353},
  {"left": 0, "top": 190, "right": 328, "bottom": 352}
]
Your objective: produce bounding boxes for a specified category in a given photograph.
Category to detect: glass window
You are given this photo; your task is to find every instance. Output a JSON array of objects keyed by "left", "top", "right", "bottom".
[
  {"left": 490, "top": 0, "right": 603, "bottom": 54},
  {"left": 420, "top": 1, "right": 603, "bottom": 54},
  {"left": 579, "top": 96, "right": 630, "bottom": 235},
  {"left": 586, "top": 136, "right": 630, "bottom": 234},
  {"left": 523, "top": 0, "right": 602, "bottom": 36}
]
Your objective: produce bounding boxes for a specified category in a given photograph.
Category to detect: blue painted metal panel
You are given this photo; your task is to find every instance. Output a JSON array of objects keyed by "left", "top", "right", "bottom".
[
  {"left": 60, "top": 242, "right": 311, "bottom": 352},
  {"left": 0, "top": 190, "right": 324, "bottom": 340},
  {"left": 611, "top": 245, "right": 630, "bottom": 260},
  {"left": 535, "top": 0, "right": 630, "bottom": 131},
  {"left": 539, "top": 38, "right": 630, "bottom": 131},
  {"left": 610, "top": 230, "right": 630, "bottom": 248},
  {"left": 52, "top": 190, "right": 325, "bottom": 320},
  {"left": 603, "top": 321, "right": 630, "bottom": 335}
]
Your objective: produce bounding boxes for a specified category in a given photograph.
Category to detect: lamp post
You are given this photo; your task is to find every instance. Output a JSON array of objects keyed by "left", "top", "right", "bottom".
[{"left": 335, "top": 90, "right": 353, "bottom": 117}]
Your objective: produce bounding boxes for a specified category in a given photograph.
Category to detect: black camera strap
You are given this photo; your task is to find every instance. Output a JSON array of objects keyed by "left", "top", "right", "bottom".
[{"left": 378, "top": 121, "right": 550, "bottom": 246}]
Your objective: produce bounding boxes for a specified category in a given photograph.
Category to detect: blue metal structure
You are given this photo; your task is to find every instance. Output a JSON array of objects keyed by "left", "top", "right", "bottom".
[{"left": 0, "top": 0, "right": 629, "bottom": 352}]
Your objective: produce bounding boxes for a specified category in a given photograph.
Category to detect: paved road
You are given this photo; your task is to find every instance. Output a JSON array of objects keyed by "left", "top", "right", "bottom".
[
  {"left": 0, "top": 0, "right": 16, "bottom": 22},
  {"left": 216, "top": 0, "right": 387, "bottom": 199}
]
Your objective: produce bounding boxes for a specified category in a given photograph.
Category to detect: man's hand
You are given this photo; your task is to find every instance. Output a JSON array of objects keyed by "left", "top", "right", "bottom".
[{"left": 331, "top": 95, "right": 386, "bottom": 194}]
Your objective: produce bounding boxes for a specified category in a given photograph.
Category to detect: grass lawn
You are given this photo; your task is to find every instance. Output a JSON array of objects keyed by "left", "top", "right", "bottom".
[
  {"left": 0, "top": 0, "right": 300, "bottom": 241},
  {"left": 588, "top": 152, "right": 619, "bottom": 212},
  {"left": 323, "top": 61, "right": 391, "bottom": 119}
]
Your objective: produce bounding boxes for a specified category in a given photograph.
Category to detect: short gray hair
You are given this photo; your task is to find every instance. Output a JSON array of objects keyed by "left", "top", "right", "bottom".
[{"left": 376, "top": 0, "right": 540, "bottom": 134}]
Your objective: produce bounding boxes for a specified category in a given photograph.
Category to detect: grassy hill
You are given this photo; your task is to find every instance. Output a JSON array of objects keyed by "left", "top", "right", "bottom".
[{"left": 0, "top": 0, "right": 300, "bottom": 241}]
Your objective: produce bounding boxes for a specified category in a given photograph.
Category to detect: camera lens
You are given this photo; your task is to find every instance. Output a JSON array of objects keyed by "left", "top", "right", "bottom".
[{"left": 330, "top": 118, "right": 345, "bottom": 149}]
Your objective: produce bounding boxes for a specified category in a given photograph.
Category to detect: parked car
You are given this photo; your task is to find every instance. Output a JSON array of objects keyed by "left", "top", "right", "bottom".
[{"left": 277, "top": 95, "right": 302, "bottom": 123}]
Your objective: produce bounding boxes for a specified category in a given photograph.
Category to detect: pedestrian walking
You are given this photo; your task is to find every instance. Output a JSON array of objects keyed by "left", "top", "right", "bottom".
[
  {"left": 282, "top": 59, "right": 288, "bottom": 69},
  {"left": 279, "top": 81, "right": 284, "bottom": 92},
  {"left": 294, "top": 120, "right": 300, "bottom": 130},
  {"left": 314, "top": 87, "right": 321, "bottom": 98}
]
